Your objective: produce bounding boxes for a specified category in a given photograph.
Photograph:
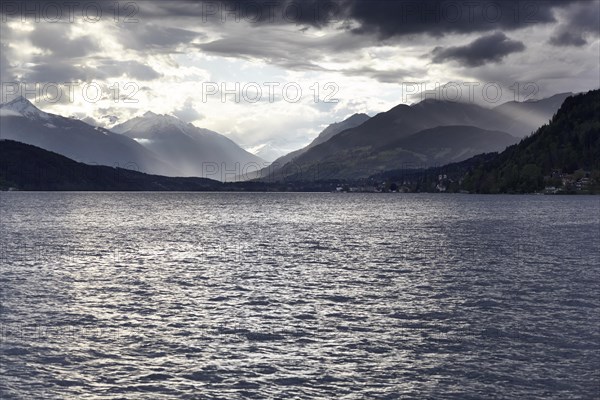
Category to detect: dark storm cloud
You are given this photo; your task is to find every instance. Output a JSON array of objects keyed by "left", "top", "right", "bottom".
[
  {"left": 132, "top": 0, "right": 583, "bottom": 37},
  {"left": 431, "top": 32, "right": 525, "bottom": 67},
  {"left": 345, "top": 0, "right": 579, "bottom": 38},
  {"left": 134, "top": 0, "right": 351, "bottom": 27},
  {"left": 130, "top": 0, "right": 584, "bottom": 36},
  {"left": 147, "top": 0, "right": 586, "bottom": 64},
  {"left": 549, "top": 1, "right": 600, "bottom": 47},
  {"left": 2, "top": 1, "right": 583, "bottom": 36}
]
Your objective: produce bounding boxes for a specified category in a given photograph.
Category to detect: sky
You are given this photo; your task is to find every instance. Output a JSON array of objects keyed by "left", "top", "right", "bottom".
[{"left": 1, "top": 0, "right": 599, "bottom": 160}]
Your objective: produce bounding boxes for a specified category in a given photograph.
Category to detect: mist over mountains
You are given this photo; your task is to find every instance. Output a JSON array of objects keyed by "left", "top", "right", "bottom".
[{"left": 111, "top": 111, "right": 265, "bottom": 180}]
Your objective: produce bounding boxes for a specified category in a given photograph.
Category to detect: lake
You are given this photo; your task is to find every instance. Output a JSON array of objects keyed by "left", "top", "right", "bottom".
[{"left": 1, "top": 193, "right": 598, "bottom": 399}]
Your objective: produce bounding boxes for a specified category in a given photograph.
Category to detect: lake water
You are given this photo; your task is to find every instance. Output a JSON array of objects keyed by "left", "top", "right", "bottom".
[{"left": 0, "top": 193, "right": 598, "bottom": 399}]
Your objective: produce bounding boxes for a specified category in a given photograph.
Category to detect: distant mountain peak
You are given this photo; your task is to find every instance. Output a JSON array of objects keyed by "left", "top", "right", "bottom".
[
  {"left": 140, "top": 111, "right": 188, "bottom": 125},
  {"left": 412, "top": 98, "right": 463, "bottom": 107},
  {"left": 113, "top": 111, "right": 193, "bottom": 135},
  {"left": 345, "top": 113, "right": 370, "bottom": 122},
  {"left": 0, "top": 96, "right": 51, "bottom": 120},
  {"left": 4, "top": 95, "right": 31, "bottom": 105},
  {"left": 112, "top": 110, "right": 265, "bottom": 179}
]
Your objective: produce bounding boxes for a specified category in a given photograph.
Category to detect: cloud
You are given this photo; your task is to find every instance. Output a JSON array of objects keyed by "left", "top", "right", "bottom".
[
  {"left": 195, "top": 27, "right": 369, "bottom": 71},
  {"left": 80, "top": 116, "right": 101, "bottom": 126},
  {"left": 549, "top": 31, "right": 587, "bottom": 47},
  {"left": 0, "top": 0, "right": 585, "bottom": 41},
  {"left": 97, "top": 60, "right": 163, "bottom": 81},
  {"left": 29, "top": 24, "right": 100, "bottom": 58},
  {"left": 24, "top": 59, "right": 161, "bottom": 83},
  {"left": 25, "top": 63, "right": 93, "bottom": 83},
  {"left": 431, "top": 32, "right": 525, "bottom": 67},
  {"left": 128, "top": 0, "right": 583, "bottom": 39},
  {"left": 5, "top": 0, "right": 577, "bottom": 39},
  {"left": 173, "top": 97, "right": 204, "bottom": 122},
  {"left": 347, "top": 0, "right": 576, "bottom": 38},
  {"left": 117, "top": 24, "right": 206, "bottom": 53},
  {"left": 196, "top": 30, "right": 421, "bottom": 83},
  {"left": 549, "top": 1, "right": 600, "bottom": 47},
  {"left": 132, "top": 0, "right": 352, "bottom": 28},
  {"left": 340, "top": 66, "right": 423, "bottom": 83},
  {"left": 0, "top": 41, "right": 14, "bottom": 84}
]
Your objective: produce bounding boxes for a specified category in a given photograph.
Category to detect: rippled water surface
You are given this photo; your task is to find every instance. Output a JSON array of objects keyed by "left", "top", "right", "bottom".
[{"left": 1, "top": 193, "right": 599, "bottom": 399}]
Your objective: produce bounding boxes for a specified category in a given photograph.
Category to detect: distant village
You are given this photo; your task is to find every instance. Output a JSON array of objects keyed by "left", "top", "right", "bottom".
[{"left": 334, "top": 169, "right": 600, "bottom": 195}]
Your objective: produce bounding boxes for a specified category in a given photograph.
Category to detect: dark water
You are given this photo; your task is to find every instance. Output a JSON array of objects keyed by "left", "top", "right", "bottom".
[{"left": 0, "top": 193, "right": 598, "bottom": 399}]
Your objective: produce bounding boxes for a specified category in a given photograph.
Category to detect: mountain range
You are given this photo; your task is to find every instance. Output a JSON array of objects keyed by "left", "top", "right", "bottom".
[
  {"left": 0, "top": 140, "right": 333, "bottom": 192},
  {"left": 1, "top": 91, "right": 597, "bottom": 192},
  {"left": 260, "top": 93, "right": 573, "bottom": 181},
  {"left": 0, "top": 92, "right": 574, "bottom": 184},
  {"left": 0, "top": 97, "right": 177, "bottom": 176},
  {"left": 0, "top": 97, "right": 266, "bottom": 181}
]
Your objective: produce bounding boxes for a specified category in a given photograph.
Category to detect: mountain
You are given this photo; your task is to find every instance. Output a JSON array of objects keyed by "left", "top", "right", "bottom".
[
  {"left": 305, "top": 113, "right": 372, "bottom": 149},
  {"left": 0, "top": 139, "right": 221, "bottom": 191},
  {"left": 262, "top": 94, "right": 566, "bottom": 181},
  {"left": 112, "top": 112, "right": 265, "bottom": 181},
  {"left": 374, "top": 90, "right": 599, "bottom": 194},
  {"left": 271, "top": 125, "right": 518, "bottom": 180},
  {"left": 0, "top": 97, "right": 177, "bottom": 176},
  {"left": 0, "top": 140, "right": 339, "bottom": 192},
  {"left": 460, "top": 90, "right": 600, "bottom": 193},
  {"left": 254, "top": 113, "right": 370, "bottom": 180}
]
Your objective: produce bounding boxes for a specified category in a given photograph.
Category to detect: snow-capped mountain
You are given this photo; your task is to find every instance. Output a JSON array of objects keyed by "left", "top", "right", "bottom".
[
  {"left": 0, "top": 97, "right": 177, "bottom": 176},
  {"left": 0, "top": 96, "right": 52, "bottom": 120},
  {"left": 112, "top": 111, "right": 189, "bottom": 135},
  {"left": 112, "top": 112, "right": 266, "bottom": 181}
]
